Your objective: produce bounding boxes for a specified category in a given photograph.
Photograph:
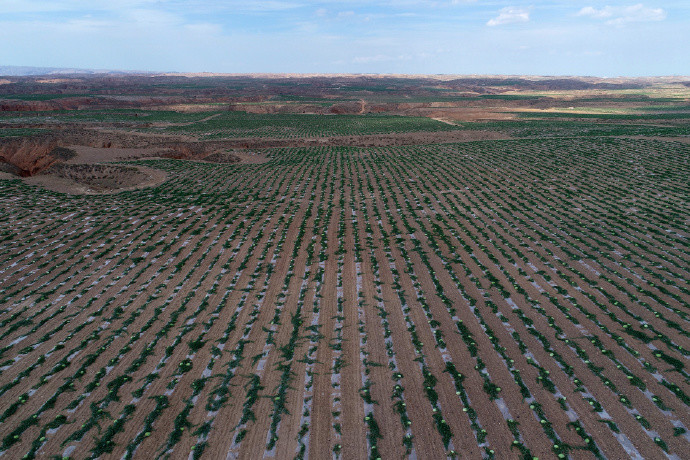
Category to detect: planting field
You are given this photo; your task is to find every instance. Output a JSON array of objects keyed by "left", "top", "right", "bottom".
[
  {"left": 161, "top": 112, "right": 463, "bottom": 139},
  {"left": 1, "top": 110, "right": 463, "bottom": 140},
  {"left": 1, "top": 133, "right": 689, "bottom": 459}
]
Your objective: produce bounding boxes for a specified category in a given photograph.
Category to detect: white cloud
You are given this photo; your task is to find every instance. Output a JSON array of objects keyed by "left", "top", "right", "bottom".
[
  {"left": 487, "top": 7, "right": 530, "bottom": 27},
  {"left": 577, "top": 7, "right": 613, "bottom": 20},
  {"left": 577, "top": 4, "right": 666, "bottom": 25}
]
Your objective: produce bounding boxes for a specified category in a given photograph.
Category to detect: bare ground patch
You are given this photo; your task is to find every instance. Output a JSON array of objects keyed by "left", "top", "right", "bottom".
[
  {"left": 23, "top": 163, "right": 167, "bottom": 195},
  {"left": 206, "top": 129, "right": 510, "bottom": 149},
  {"left": 413, "top": 109, "right": 516, "bottom": 122},
  {"left": 232, "top": 152, "right": 271, "bottom": 163},
  {"left": 66, "top": 145, "right": 168, "bottom": 164},
  {"left": 152, "top": 104, "right": 227, "bottom": 113},
  {"left": 206, "top": 150, "right": 269, "bottom": 164}
]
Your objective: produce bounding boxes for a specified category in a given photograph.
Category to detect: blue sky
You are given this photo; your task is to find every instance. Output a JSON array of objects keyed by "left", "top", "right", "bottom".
[{"left": 1, "top": 1, "right": 688, "bottom": 76}]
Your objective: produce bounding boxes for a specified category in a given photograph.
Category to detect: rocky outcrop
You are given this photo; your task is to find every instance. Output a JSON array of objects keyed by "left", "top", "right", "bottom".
[
  {"left": 0, "top": 136, "right": 61, "bottom": 176},
  {"left": 328, "top": 101, "right": 365, "bottom": 115}
]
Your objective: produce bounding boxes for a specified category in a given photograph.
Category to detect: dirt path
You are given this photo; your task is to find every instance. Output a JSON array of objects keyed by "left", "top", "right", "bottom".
[
  {"left": 431, "top": 117, "right": 461, "bottom": 126},
  {"left": 150, "top": 112, "right": 223, "bottom": 127}
]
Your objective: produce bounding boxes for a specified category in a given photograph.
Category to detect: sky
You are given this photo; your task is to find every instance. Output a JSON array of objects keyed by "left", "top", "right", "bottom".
[{"left": 1, "top": 0, "right": 688, "bottom": 76}]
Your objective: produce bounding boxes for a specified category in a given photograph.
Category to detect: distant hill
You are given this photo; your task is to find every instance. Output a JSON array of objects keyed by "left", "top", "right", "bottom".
[{"left": 0, "top": 66, "right": 146, "bottom": 76}]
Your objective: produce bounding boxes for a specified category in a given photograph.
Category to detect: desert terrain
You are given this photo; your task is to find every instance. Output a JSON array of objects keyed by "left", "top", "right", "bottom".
[{"left": 1, "top": 74, "right": 689, "bottom": 459}]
